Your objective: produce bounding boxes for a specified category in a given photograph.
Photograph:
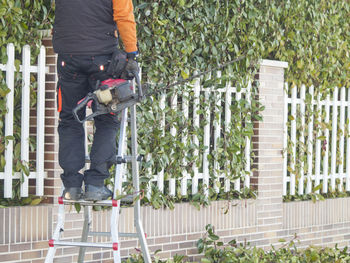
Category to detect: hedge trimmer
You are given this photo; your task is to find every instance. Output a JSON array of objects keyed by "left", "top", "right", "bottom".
[{"left": 72, "top": 55, "right": 245, "bottom": 123}]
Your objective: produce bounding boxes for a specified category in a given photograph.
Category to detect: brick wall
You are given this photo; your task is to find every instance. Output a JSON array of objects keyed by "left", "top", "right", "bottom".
[{"left": 1, "top": 41, "right": 350, "bottom": 263}]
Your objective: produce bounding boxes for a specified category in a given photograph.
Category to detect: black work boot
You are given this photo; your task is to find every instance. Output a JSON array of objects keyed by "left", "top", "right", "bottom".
[
  {"left": 62, "top": 187, "right": 83, "bottom": 200},
  {"left": 84, "top": 185, "right": 113, "bottom": 201}
]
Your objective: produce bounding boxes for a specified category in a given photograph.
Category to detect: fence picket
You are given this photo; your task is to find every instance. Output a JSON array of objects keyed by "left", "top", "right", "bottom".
[
  {"left": 158, "top": 93, "right": 166, "bottom": 193},
  {"left": 169, "top": 92, "right": 177, "bottom": 196},
  {"left": 181, "top": 90, "right": 189, "bottom": 196},
  {"left": 346, "top": 89, "right": 350, "bottom": 191},
  {"left": 20, "top": 45, "right": 31, "bottom": 197},
  {"left": 192, "top": 77, "right": 200, "bottom": 194},
  {"left": 213, "top": 78, "right": 221, "bottom": 193},
  {"left": 203, "top": 90, "right": 210, "bottom": 197},
  {"left": 244, "top": 82, "right": 252, "bottom": 188},
  {"left": 283, "top": 83, "right": 289, "bottom": 195},
  {"left": 306, "top": 86, "right": 314, "bottom": 194},
  {"left": 35, "top": 46, "right": 46, "bottom": 196},
  {"left": 290, "top": 86, "right": 297, "bottom": 195},
  {"left": 234, "top": 91, "right": 242, "bottom": 192},
  {"left": 330, "top": 87, "right": 338, "bottom": 191},
  {"left": 338, "top": 87, "right": 346, "bottom": 191},
  {"left": 298, "top": 85, "right": 306, "bottom": 195},
  {"left": 315, "top": 93, "right": 322, "bottom": 193},
  {"left": 322, "top": 95, "right": 330, "bottom": 193},
  {"left": 4, "top": 43, "right": 15, "bottom": 198},
  {"left": 224, "top": 81, "right": 232, "bottom": 192}
]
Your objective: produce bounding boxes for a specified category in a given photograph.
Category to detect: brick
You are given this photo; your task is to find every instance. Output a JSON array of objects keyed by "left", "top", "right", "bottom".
[
  {"left": 148, "top": 245, "right": 162, "bottom": 253},
  {"left": 45, "top": 100, "right": 57, "bottom": 109},
  {"left": 0, "top": 253, "right": 20, "bottom": 262},
  {"left": 119, "top": 239, "right": 137, "bottom": 248},
  {"left": 170, "top": 249, "right": 186, "bottom": 257},
  {"left": 46, "top": 74, "right": 56, "bottom": 82},
  {"left": 186, "top": 233, "right": 202, "bottom": 241},
  {"left": 21, "top": 250, "right": 42, "bottom": 259},
  {"left": 45, "top": 91, "right": 56, "bottom": 100},
  {"left": 46, "top": 56, "right": 56, "bottom": 65},
  {"left": 155, "top": 251, "right": 171, "bottom": 259},
  {"left": 46, "top": 47, "right": 55, "bottom": 55},
  {"left": 0, "top": 245, "right": 9, "bottom": 253},
  {"left": 170, "top": 235, "right": 186, "bottom": 242},
  {"left": 51, "top": 255, "right": 73, "bottom": 262},
  {"left": 216, "top": 230, "right": 231, "bottom": 237},
  {"left": 49, "top": 65, "right": 56, "bottom": 73},
  {"left": 163, "top": 243, "right": 179, "bottom": 250},
  {"left": 179, "top": 241, "right": 195, "bottom": 249},
  {"left": 32, "top": 241, "right": 49, "bottom": 250},
  {"left": 10, "top": 243, "right": 31, "bottom": 252},
  {"left": 154, "top": 236, "right": 171, "bottom": 244},
  {"left": 44, "top": 144, "right": 56, "bottom": 152}
]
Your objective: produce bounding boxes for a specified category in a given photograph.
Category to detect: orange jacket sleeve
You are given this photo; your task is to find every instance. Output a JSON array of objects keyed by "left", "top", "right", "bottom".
[{"left": 113, "top": 0, "right": 138, "bottom": 53}]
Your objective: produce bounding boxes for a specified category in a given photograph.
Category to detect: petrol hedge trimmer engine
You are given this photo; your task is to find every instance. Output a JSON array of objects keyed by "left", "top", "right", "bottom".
[{"left": 73, "top": 74, "right": 143, "bottom": 123}]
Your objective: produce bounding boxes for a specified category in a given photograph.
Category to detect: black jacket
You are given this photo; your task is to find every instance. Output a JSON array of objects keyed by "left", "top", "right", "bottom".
[{"left": 53, "top": 0, "right": 118, "bottom": 55}]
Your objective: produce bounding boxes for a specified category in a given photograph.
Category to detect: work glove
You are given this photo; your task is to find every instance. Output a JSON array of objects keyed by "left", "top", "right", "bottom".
[{"left": 122, "top": 52, "right": 139, "bottom": 80}]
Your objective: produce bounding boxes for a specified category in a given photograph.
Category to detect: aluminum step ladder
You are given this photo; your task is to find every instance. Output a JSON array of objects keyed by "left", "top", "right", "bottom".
[{"left": 45, "top": 102, "right": 152, "bottom": 263}]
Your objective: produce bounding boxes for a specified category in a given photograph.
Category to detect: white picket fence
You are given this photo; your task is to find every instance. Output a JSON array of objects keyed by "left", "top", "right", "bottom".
[
  {"left": 128, "top": 76, "right": 253, "bottom": 198},
  {"left": 0, "top": 43, "right": 47, "bottom": 198},
  {"left": 283, "top": 84, "right": 350, "bottom": 196}
]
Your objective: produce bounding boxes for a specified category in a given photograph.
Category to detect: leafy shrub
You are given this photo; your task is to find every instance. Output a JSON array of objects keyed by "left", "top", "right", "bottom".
[
  {"left": 124, "top": 224, "right": 350, "bottom": 262},
  {"left": 197, "top": 224, "right": 350, "bottom": 263}
]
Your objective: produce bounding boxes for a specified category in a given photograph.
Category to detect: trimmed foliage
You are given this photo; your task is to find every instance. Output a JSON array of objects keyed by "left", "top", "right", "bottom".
[{"left": 1, "top": 0, "right": 350, "bottom": 206}]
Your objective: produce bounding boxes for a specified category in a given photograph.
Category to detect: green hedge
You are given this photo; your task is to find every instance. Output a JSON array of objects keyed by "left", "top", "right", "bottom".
[
  {"left": 1, "top": 0, "right": 349, "bottom": 206},
  {"left": 124, "top": 224, "right": 350, "bottom": 262}
]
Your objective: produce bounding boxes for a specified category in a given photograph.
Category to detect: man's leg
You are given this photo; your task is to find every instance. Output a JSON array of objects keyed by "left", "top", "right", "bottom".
[
  {"left": 57, "top": 54, "right": 90, "bottom": 199},
  {"left": 82, "top": 54, "right": 121, "bottom": 200},
  {"left": 84, "top": 110, "right": 120, "bottom": 200}
]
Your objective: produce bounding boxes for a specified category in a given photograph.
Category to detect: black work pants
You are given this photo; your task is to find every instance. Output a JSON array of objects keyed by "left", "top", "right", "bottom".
[{"left": 57, "top": 54, "right": 120, "bottom": 188}]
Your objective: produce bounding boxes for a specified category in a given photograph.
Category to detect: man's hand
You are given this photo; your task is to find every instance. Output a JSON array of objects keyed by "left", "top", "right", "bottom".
[{"left": 123, "top": 52, "right": 139, "bottom": 80}]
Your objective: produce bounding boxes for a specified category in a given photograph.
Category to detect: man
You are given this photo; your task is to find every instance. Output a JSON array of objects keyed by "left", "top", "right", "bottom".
[{"left": 53, "top": 0, "right": 139, "bottom": 201}]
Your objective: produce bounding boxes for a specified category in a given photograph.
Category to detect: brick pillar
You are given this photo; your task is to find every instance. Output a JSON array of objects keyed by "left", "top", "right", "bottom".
[
  {"left": 254, "top": 60, "right": 288, "bottom": 243},
  {"left": 41, "top": 35, "right": 62, "bottom": 203}
]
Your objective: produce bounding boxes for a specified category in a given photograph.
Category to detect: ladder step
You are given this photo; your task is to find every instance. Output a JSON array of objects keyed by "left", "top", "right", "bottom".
[
  {"left": 51, "top": 240, "right": 116, "bottom": 249},
  {"left": 85, "top": 155, "right": 143, "bottom": 164},
  {"left": 60, "top": 195, "right": 137, "bottom": 206}
]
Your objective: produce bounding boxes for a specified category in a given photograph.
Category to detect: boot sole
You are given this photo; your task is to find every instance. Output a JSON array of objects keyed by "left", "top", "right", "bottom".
[
  {"left": 83, "top": 193, "right": 111, "bottom": 201},
  {"left": 63, "top": 192, "right": 82, "bottom": 201}
]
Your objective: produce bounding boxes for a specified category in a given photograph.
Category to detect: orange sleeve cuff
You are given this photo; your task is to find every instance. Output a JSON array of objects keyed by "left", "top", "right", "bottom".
[{"left": 113, "top": 0, "right": 138, "bottom": 53}]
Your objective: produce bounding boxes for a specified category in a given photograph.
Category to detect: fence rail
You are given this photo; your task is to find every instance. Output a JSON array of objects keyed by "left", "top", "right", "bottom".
[
  {"left": 0, "top": 43, "right": 47, "bottom": 198},
  {"left": 283, "top": 84, "right": 350, "bottom": 196}
]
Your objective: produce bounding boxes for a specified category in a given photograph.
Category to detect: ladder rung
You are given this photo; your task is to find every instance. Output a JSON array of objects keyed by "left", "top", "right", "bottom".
[
  {"left": 115, "top": 155, "right": 144, "bottom": 164},
  {"left": 52, "top": 240, "right": 113, "bottom": 249},
  {"left": 62, "top": 199, "right": 115, "bottom": 206},
  {"left": 119, "top": 232, "right": 139, "bottom": 238},
  {"left": 88, "top": 232, "right": 139, "bottom": 238},
  {"left": 89, "top": 231, "right": 111, "bottom": 237},
  {"left": 120, "top": 196, "right": 134, "bottom": 203}
]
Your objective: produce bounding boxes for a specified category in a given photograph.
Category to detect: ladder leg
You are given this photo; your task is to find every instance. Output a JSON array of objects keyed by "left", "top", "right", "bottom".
[
  {"left": 45, "top": 201, "right": 65, "bottom": 263},
  {"left": 78, "top": 206, "right": 91, "bottom": 263},
  {"left": 111, "top": 205, "right": 121, "bottom": 263},
  {"left": 130, "top": 105, "right": 152, "bottom": 263},
  {"left": 112, "top": 109, "right": 128, "bottom": 263}
]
